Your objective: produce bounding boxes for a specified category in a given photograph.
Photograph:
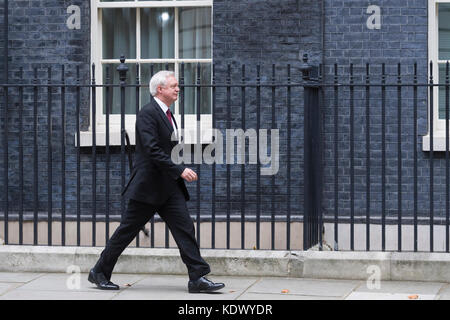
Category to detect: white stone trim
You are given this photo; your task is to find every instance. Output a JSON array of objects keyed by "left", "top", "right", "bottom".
[{"left": 425, "top": 0, "right": 450, "bottom": 150}]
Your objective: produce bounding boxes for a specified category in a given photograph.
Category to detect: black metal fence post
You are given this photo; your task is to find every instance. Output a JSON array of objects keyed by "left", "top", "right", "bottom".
[
  {"left": 105, "top": 66, "right": 111, "bottom": 244},
  {"left": 91, "top": 63, "right": 97, "bottom": 246},
  {"left": 61, "top": 65, "right": 66, "bottom": 246},
  {"left": 18, "top": 67, "right": 23, "bottom": 245},
  {"left": 117, "top": 56, "right": 129, "bottom": 220},
  {"left": 301, "top": 54, "right": 322, "bottom": 250},
  {"left": 3, "top": 0, "right": 8, "bottom": 245},
  {"left": 76, "top": 66, "right": 81, "bottom": 246}
]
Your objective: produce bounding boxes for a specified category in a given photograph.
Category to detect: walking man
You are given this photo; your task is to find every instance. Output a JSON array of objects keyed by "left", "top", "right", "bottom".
[{"left": 88, "top": 70, "right": 225, "bottom": 294}]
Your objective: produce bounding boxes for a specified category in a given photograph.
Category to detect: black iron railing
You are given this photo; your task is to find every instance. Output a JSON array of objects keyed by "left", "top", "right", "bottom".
[
  {"left": 2, "top": 55, "right": 450, "bottom": 253},
  {"left": 0, "top": 56, "right": 311, "bottom": 250},
  {"left": 319, "top": 60, "right": 450, "bottom": 252}
]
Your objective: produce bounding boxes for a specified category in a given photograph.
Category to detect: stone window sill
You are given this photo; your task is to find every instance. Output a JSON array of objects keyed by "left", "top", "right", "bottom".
[{"left": 422, "top": 132, "right": 450, "bottom": 151}]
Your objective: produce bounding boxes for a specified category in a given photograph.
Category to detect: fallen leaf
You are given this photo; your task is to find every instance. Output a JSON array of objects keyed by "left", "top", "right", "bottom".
[
  {"left": 408, "top": 294, "right": 419, "bottom": 300},
  {"left": 229, "top": 290, "right": 236, "bottom": 293},
  {"left": 123, "top": 283, "right": 132, "bottom": 287},
  {"left": 281, "top": 289, "right": 289, "bottom": 294}
]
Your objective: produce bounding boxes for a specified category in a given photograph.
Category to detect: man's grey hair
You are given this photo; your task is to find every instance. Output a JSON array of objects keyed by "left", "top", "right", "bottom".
[{"left": 149, "top": 70, "right": 175, "bottom": 97}]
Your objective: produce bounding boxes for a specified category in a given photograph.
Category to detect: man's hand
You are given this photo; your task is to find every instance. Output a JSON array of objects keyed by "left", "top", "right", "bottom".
[{"left": 181, "top": 168, "right": 198, "bottom": 182}]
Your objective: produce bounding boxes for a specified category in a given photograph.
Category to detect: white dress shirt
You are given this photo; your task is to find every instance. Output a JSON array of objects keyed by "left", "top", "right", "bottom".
[{"left": 154, "top": 96, "right": 178, "bottom": 139}]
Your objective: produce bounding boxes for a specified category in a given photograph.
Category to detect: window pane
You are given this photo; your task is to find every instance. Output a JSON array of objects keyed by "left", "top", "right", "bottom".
[
  {"left": 439, "top": 3, "right": 450, "bottom": 60},
  {"left": 102, "top": 8, "right": 136, "bottom": 59},
  {"left": 102, "top": 64, "right": 137, "bottom": 115},
  {"left": 141, "top": 8, "right": 175, "bottom": 59},
  {"left": 140, "top": 63, "right": 175, "bottom": 108},
  {"left": 179, "top": 8, "right": 211, "bottom": 59},
  {"left": 179, "top": 63, "right": 211, "bottom": 114},
  {"left": 439, "top": 63, "right": 450, "bottom": 120}
]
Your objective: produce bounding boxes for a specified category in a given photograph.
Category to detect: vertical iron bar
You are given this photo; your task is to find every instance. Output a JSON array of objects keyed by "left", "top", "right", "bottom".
[
  {"left": 211, "top": 63, "right": 216, "bottom": 249},
  {"left": 365, "top": 63, "right": 370, "bottom": 251},
  {"left": 287, "top": 64, "right": 292, "bottom": 250},
  {"left": 241, "top": 65, "right": 245, "bottom": 249},
  {"left": 271, "top": 64, "right": 276, "bottom": 250},
  {"left": 47, "top": 67, "right": 52, "bottom": 246},
  {"left": 196, "top": 63, "right": 201, "bottom": 247},
  {"left": 318, "top": 64, "right": 323, "bottom": 250},
  {"left": 18, "top": 67, "right": 23, "bottom": 245},
  {"left": 334, "top": 63, "right": 339, "bottom": 251},
  {"left": 105, "top": 66, "right": 111, "bottom": 244},
  {"left": 256, "top": 65, "right": 261, "bottom": 250},
  {"left": 381, "top": 63, "right": 386, "bottom": 251},
  {"left": 446, "top": 61, "right": 449, "bottom": 253},
  {"left": 397, "top": 63, "right": 402, "bottom": 252},
  {"left": 33, "top": 68, "right": 38, "bottom": 245},
  {"left": 150, "top": 64, "right": 155, "bottom": 248},
  {"left": 165, "top": 62, "right": 169, "bottom": 248},
  {"left": 76, "top": 66, "right": 81, "bottom": 246},
  {"left": 179, "top": 63, "right": 186, "bottom": 249},
  {"left": 413, "top": 62, "right": 418, "bottom": 252},
  {"left": 61, "top": 65, "right": 66, "bottom": 246},
  {"left": 226, "top": 64, "right": 231, "bottom": 249},
  {"left": 349, "top": 63, "right": 354, "bottom": 250},
  {"left": 430, "top": 61, "right": 434, "bottom": 253},
  {"left": 135, "top": 63, "right": 140, "bottom": 247},
  {"left": 92, "top": 63, "right": 97, "bottom": 247},
  {"left": 3, "top": 0, "right": 8, "bottom": 244}
]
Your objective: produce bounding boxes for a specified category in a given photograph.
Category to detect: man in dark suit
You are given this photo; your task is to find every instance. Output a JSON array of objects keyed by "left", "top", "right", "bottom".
[{"left": 88, "top": 71, "right": 225, "bottom": 294}]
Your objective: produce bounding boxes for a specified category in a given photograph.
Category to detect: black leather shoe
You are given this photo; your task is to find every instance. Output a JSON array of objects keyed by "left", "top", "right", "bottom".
[
  {"left": 188, "top": 276, "right": 225, "bottom": 293},
  {"left": 88, "top": 269, "right": 120, "bottom": 290}
]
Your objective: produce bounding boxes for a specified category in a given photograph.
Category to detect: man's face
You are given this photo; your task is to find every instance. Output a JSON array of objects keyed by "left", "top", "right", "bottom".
[{"left": 157, "top": 75, "right": 179, "bottom": 106}]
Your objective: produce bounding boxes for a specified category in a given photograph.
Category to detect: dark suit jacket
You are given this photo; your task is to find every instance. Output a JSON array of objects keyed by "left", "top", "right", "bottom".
[{"left": 122, "top": 97, "right": 189, "bottom": 206}]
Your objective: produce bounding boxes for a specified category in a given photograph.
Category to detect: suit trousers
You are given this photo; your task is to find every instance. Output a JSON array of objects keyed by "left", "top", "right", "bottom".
[{"left": 93, "top": 185, "right": 211, "bottom": 281}]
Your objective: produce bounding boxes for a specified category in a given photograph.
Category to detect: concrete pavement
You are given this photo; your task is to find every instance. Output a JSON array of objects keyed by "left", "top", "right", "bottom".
[
  {"left": 2, "top": 245, "right": 450, "bottom": 301},
  {"left": 5, "top": 246, "right": 450, "bottom": 282},
  {"left": 0, "top": 272, "right": 450, "bottom": 300}
]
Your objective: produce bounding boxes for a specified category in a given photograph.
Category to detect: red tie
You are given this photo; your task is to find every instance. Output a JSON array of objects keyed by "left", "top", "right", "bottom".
[{"left": 166, "top": 109, "right": 173, "bottom": 126}]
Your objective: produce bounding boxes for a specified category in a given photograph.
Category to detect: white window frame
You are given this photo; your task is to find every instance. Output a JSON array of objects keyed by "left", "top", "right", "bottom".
[
  {"left": 424, "top": 0, "right": 450, "bottom": 150},
  {"left": 80, "top": 0, "right": 213, "bottom": 146}
]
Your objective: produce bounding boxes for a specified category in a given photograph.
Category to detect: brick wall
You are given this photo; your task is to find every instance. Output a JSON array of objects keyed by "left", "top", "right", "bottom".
[
  {"left": 1, "top": 0, "right": 93, "bottom": 219},
  {"left": 0, "top": 0, "right": 439, "bottom": 229},
  {"left": 0, "top": 0, "right": 323, "bottom": 224},
  {"left": 208, "top": 0, "right": 322, "bottom": 221},
  {"left": 0, "top": 0, "right": 5, "bottom": 83},
  {"left": 322, "top": 0, "right": 432, "bottom": 223}
]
